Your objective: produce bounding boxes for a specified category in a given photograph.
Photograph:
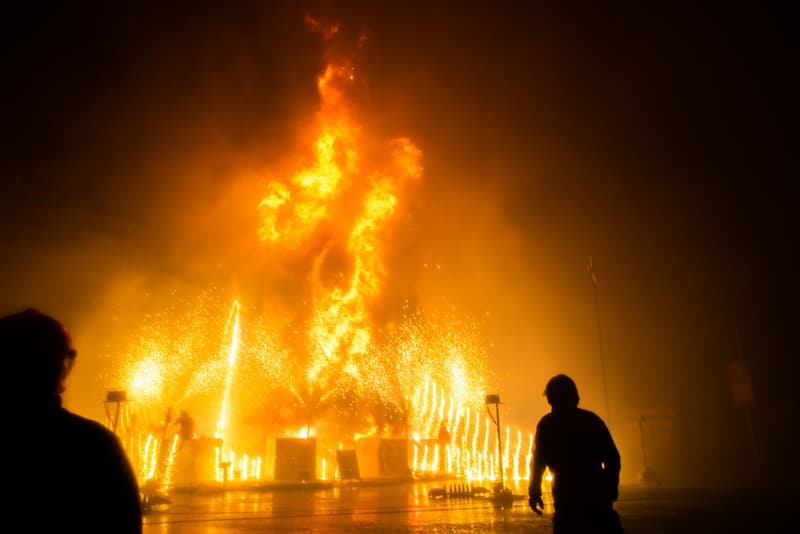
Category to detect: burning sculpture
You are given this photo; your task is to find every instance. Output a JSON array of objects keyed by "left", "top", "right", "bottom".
[{"left": 105, "top": 17, "right": 535, "bottom": 491}]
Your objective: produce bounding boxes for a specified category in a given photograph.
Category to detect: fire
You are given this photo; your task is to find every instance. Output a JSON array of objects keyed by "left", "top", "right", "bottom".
[
  {"left": 258, "top": 45, "right": 423, "bottom": 393},
  {"left": 104, "top": 17, "right": 537, "bottom": 492},
  {"left": 128, "top": 356, "right": 164, "bottom": 402},
  {"left": 256, "top": 29, "right": 362, "bottom": 250},
  {"left": 214, "top": 299, "right": 241, "bottom": 444}
]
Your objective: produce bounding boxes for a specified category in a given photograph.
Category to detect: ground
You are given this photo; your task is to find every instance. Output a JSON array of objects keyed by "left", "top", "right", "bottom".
[{"left": 141, "top": 481, "right": 792, "bottom": 533}]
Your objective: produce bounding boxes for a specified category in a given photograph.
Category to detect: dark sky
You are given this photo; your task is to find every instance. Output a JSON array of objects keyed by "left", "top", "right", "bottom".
[{"left": 2, "top": 2, "right": 796, "bottom": 486}]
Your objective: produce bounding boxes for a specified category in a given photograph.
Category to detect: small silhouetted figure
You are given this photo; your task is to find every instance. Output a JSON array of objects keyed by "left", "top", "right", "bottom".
[
  {"left": 437, "top": 420, "right": 451, "bottom": 444},
  {"left": 529, "top": 374, "right": 622, "bottom": 534},
  {"left": 2, "top": 308, "right": 143, "bottom": 533},
  {"left": 176, "top": 409, "right": 195, "bottom": 446}
]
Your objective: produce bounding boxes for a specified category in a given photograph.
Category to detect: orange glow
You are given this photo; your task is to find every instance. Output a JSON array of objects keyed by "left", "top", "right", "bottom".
[
  {"left": 214, "top": 299, "right": 241, "bottom": 444},
  {"left": 105, "top": 18, "right": 534, "bottom": 488}
]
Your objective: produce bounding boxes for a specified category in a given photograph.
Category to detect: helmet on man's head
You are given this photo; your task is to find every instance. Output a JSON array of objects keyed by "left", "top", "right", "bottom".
[{"left": 544, "top": 374, "right": 579, "bottom": 408}]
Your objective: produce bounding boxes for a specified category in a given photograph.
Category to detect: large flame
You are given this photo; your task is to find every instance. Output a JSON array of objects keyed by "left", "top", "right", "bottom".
[
  {"left": 107, "top": 18, "right": 536, "bottom": 492},
  {"left": 256, "top": 21, "right": 422, "bottom": 394}
]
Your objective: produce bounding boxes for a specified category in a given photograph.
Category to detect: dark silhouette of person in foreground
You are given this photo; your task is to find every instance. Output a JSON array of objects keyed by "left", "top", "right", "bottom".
[
  {"left": 2, "top": 308, "right": 143, "bottom": 533},
  {"left": 529, "top": 374, "right": 622, "bottom": 533}
]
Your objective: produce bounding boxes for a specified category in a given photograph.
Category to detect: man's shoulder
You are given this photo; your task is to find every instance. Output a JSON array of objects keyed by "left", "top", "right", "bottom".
[
  {"left": 540, "top": 408, "right": 605, "bottom": 426},
  {"left": 537, "top": 412, "right": 557, "bottom": 428},
  {"left": 575, "top": 408, "right": 611, "bottom": 431},
  {"left": 577, "top": 407, "right": 606, "bottom": 423},
  {"left": 59, "top": 408, "right": 121, "bottom": 444}
]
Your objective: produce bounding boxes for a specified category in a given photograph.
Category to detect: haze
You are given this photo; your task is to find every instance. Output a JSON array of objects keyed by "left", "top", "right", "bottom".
[{"left": 2, "top": 2, "right": 794, "bottom": 487}]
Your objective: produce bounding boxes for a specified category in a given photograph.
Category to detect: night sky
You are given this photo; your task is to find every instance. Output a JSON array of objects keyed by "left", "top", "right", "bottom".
[{"left": 2, "top": 2, "right": 796, "bottom": 486}]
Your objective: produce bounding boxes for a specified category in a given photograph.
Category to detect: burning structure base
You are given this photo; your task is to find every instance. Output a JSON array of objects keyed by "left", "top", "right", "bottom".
[{"left": 163, "top": 436, "right": 414, "bottom": 490}]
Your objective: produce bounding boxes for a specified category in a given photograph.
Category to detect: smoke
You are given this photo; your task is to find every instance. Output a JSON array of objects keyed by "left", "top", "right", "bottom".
[{"left": 3, "top": 2, "right": 794, "bottom": 486}]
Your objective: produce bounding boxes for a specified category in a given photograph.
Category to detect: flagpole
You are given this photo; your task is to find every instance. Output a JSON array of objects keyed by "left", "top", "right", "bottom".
[{"left": 587, "top": 257, "right": 611, "bottom": 424}]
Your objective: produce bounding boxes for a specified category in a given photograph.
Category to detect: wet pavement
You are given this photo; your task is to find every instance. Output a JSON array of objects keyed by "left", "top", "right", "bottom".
[{"left": 142, "top": 481, "right": 791, "bottom": 533}]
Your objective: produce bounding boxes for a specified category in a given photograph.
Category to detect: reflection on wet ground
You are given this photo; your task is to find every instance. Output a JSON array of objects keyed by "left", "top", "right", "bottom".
[
  {"left": 143, "top": 480, "right": 543, "bottom": 533},
  {"left": 142, "top": 480, "right": 791, "bottom": 533}
]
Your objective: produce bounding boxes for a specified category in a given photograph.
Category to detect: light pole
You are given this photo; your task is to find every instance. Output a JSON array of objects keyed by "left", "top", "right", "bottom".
[
  {"left": 486, "top": 394, "right": 505, "bottom": 496},
  {"left": 104, "top": 390, "right": 128, "bottom": 434},
  {"left": 587, "top": 257, "right": 611, "bottom": 424}
]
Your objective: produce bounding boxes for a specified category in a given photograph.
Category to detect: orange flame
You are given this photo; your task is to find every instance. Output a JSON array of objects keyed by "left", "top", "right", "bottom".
[
  {"left": 113, "top": 19, "right": 538, "bottom": 487},
  {"left": 257, "top": 24, "right": 422, "bottom": 392}
]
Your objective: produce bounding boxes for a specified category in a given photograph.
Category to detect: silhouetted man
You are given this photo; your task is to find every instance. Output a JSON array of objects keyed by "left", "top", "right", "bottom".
[
  {"left": 529, "top": 374, "right": 622, "bottom": 533},
  {"left": 2, "top": 308, "right": 143, "bottom": 533}
]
